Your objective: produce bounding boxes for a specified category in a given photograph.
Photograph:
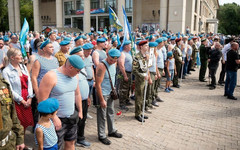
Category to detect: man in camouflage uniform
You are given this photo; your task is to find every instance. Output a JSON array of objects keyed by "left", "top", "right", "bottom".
[
  {"left": 132, "top": 40, "right": 150, "bottom": 122},
  {"left": 0, "top": 75, "right": 25, "bottom": 150},
  {"left": 55, "top": 40, "right": 70, "bottom": 67},
  {"left": 190, "top": 37, "right": 198, "bottom": 71}
]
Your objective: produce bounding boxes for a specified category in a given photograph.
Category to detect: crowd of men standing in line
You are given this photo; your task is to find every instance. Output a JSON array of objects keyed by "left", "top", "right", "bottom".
[{"left": 0, "top": 29, "right": 239, "bottom": 150}]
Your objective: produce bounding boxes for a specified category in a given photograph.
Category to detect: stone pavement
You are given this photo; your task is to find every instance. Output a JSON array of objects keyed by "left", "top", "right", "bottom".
[{"left": 25, "top": 67, "right": 240, "bottom": 150}]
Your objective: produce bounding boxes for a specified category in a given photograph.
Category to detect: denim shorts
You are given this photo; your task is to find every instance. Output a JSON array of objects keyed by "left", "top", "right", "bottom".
[{"left": 166, "top": 69, "right": 174, "bottom": 81}]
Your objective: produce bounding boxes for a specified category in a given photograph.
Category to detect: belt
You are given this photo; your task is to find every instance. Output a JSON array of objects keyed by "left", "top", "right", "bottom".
[
  {"left": 87, "top": 78, "right": 93, "bottom": 81},
  {"left": 0, "top": 131, "right": 12, "bottom": 147}
]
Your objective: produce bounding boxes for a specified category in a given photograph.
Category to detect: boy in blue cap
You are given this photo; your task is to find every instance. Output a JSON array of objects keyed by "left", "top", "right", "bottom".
[{"left": 35, "top": 98, "right": 59, "bottom": 150}]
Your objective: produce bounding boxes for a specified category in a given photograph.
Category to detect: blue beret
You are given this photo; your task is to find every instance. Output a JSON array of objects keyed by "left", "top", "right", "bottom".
[
  {"left": 167, "top": 35, "right": 171, "bottom": 39},
  {"left": 97, "top": 38, "right": 106, "bottom": 43},
  {"left": 88, "top": 32, "right": 93, "bottom": 36},
  {"left": 155, "top": 38, "right": 163, "bottom": 43},
  {"left": 123, "top": 40, "right": 131, "bottom": 46},
  {"left": 0, "top": 38, "right": 3, "bottom": 40},
  {"left": 38, "top": 98, "right": 59, "bottom": 113},
  {"left": 74, "top": 36, "right": 82, "bottom": 42},
  {"left": 118, "top": 29, "right": 123, "bottom": 32},
  {"left": 10, "top": 33, "right": 17, "bottom": 38},
  {"left": 149, "top": 42, "right": 158, "bottom": 47},
  {"left": 136, "top": 38, "right": 142, "bottom": 41},
  {"left": 136, "top": 41, "right": 140, "bottom": 45},
  {"left": 82, "top": 43, "right": 94, "bottom": 50},
  {"left": 167, "top": 51, "right": 173, "bottom": 57},
  {"left": 40, "top": 39, "right": 50, "bottom": 49},
  {"left": 163, "top": 37, "right": 168, "bottom": 41},
  {"left": 145, "top": 36, "right": 150, "bottom": 40},
  {"left": 170, "top": 36, "right": 176, "bottom": 40},
  {"left": 188, "top": 37, "right": 193, "bottom": 41},
  {"left": 3, "top": 36, "right": 9, "bottom": 42},
  {"left": 64, "top": 37, "right": 72, "bottom": 41},
  {"left": 48, "top": 31, "right": 53, "bottom": 37},
  {"left": 56, "top": 36, "right": 61, "bottom": 40},
  {"left": 68, "top": 55, "right": 85, "bottom": 69},
  {"left": 97, "top": 31, "right": 103, "bottom": 35},
  {"left": 70, "top": 46, "right": 82, "bottom": 55},
  {"left": 74, "top": 33, "right": 77, "bottom": 36},
  {"left": 108, "top": 49, "right": 121, "bottom": 58},
  {"left": 149, "top": 35, "right": 153, "bottom": 41},
  {"left": 142, "top": 33, "right": 146, "bottom": 35},
  {"left": 199, "top": 34, "right": 203, "bottom": 38},
  {"left": 82, "top": 35, "right": 87, "bottom": 40},
  {"left": 112, "top": 37, "right": 116, "bottom": 44},
  {"left": 60, "top": 40, "right": 70, "bottom": 46}
]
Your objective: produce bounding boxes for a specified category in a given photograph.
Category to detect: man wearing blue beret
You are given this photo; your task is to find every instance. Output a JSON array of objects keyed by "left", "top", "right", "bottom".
[
  {"left": 48, "top": 32, "right": 60, "bottom": 56},
  {"left": 55, "top": 40, "right": 70, "bottom": 66},
  {"left": 74, "top": 36, "right": 84, "bottom": 48},
  {"left": 118, "top": 40, "right": 133, "bottom": 111},
  {"left": 95, "top": 49, "right": 123, "bottom": 145},
  {"left": 92, "top": 38, "right": 107, "bottom": 68},
  {"left": 38, "top": 55, "right": 85, "bottom": 150}
]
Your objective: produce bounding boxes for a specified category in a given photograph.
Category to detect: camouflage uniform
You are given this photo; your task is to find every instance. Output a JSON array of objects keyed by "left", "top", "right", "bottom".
[
  {"left": 0, "top": 76, "right": 24, "bottom": 150},
  {"left": 118, "top": 72, "right": 131, "bottom": 106},
  {"left": 173, "top": 46, "right": 183, "bottom": 86},
  {"left": 55, "top": 50, "right": 68, "bottom": 67},
  {"left": 190, "top": 43, "right": 198, "bottom": 69},
  {"left": 132, "top": 52, "right": 148, "bottom": 117}
]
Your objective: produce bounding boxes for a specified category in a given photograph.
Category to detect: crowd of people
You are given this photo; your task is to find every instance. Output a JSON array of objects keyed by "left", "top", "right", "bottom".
[{"left": 0, "top": 28, "right": 239, "bottom": 150}]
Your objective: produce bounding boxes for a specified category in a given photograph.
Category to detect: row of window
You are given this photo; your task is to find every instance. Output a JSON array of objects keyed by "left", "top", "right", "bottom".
[{"left": 64, "top": 0, "right": 133, "bottom": 16}]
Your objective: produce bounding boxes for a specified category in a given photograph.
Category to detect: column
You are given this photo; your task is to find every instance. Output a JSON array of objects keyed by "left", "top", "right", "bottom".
[
  {"left": 96, "top": 16, "right": 99, "bottom": 31},
  {"left": 214, "top": 22, "right": 218, "bottom": 34},
  {"left": 133, "top": 0, "right": 142, "bottom": 29},
  {"left": 160, "top": 0, "right": 167, "bottom": 31},
  {"left": 185, "top": 0, "right": 194, "bottom": 34},
  {"left": 196, "top": 0, "right": 201, "bottom": 34},
  {"left": 117, "top": 0, "right": 125, "bottom": 28},
  {"left": 14, "top": 0, "right": 21, "bottom": 32},
  {"left": 33, "top": 0, "right": 40, "bottom": 31},
  {"left": 84, "top": 0, "right": 91, "bottom": 33},
  {"left": 56, "top": 0, "right": 63, "bottom": 28},
  {"left": 8, "top": 0, "right": 15, "bottom": 32},
  {"left": 168, "top": 0, "right": 186, "bottom": 33}
]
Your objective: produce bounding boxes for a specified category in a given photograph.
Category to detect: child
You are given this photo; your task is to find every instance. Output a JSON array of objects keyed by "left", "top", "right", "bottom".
[
  {"left": 35, "top": 98, "right": 59, "bottom": 150},
  {"left": 165, "top": 51, "right": 177, "bottom": 92}
]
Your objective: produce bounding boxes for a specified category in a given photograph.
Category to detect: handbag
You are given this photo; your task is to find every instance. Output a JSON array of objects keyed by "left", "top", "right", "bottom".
[{"left": 102, "top": 61, "right": 118, "bottom": 100}]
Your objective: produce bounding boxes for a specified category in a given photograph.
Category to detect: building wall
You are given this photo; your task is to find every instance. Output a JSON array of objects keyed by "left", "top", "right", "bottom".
[{"left": 40, "top": 0, "right": 57, "bottom": 27}]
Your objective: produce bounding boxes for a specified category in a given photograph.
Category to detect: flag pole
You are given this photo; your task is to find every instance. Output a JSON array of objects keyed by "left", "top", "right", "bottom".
[{"left": 142, "top": 69, "right": 149, "bottom": 125}]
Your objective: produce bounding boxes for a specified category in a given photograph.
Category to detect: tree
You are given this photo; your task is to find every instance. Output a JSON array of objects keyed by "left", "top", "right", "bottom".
[
  {"left": 0, "top": 0, "right": 9, "bottom": 32},
  {"left": 20, "top": 0, "right": 33, "bottom": 31},
  {"left": 217, "top": 3, "right": 240, "bottom": 35}
]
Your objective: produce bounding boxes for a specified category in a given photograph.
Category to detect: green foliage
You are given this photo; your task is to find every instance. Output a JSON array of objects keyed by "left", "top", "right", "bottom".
[
  {"left": 0, "top": 0, "right": 9, "bottom": 32},
  {"left": 20, "top": 0, "right": 33, "bottom": 31},
  {"left": 217, "top": 3, "right": 240, "bottom": 35}
]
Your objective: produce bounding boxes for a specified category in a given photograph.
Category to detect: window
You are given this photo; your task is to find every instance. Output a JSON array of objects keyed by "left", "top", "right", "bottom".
[
  {"left": 125, "top": 0, "right": 133, "bottom": 13},
  {"left": 104, "top": 0, "right": 116, "bottom": 12},
  {"left": 65, "top": 18, "right": 71, "bottom": 25},
  {"left": 194, "top": 15, "right": 197, "bottom": 31},
  {"left": 91, "top": 0, "right": 100, "bottom": 9},
  {"left": 64, "top": 1, "right": 73, "bottom": 15},
  {"left": 76, "top": 0, "right": 84, "bottom": 10},
  {"left": 195, "top": 0, "right": 198, "bottom": 13}
]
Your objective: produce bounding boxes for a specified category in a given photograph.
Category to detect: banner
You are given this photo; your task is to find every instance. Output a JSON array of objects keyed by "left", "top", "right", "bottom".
[
  {"left": 76, "top": 8, "right": 105, "bottom": 15},
  {"left": 19, "top": 18, "right": 29, "bottom": 58},
  {"left": 109, "top": 7, "right": 122, "bottom": 30}
]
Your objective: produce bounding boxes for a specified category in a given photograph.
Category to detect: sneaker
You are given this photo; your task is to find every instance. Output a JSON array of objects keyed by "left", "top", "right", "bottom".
[
  {"left": 108, "top": 131, "right": 123, "bottom": 138},
  {"left": 152, "top": 100, "right": 159, "bottom": 107},
  {"left": 76, "top": 140, "right": 91, "bottom": 147},
  {"left": 155, "top": 97, "right": 164, "bottom": 102},
  {"left": 99, "top": 138, "right": 111, "bottom": 145},
  {"left": 87, "top": 113, "right": 93, "bottom": 119},
  {"left": 165, "top": 88, "right": 170, "bottom": 93},
  {"left": 168, "top": 87, "right": 174, "bottom": 91}
]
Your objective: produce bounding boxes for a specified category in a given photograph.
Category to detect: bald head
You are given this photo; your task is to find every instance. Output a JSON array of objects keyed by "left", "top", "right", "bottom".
[{"left": 231, "top": 42, "right": 239, "bottom": 51}]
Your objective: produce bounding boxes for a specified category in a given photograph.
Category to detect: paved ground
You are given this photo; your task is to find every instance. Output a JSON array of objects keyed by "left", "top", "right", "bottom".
[{"left": 25, "top": 66, "right": 240, "bottom": 150}]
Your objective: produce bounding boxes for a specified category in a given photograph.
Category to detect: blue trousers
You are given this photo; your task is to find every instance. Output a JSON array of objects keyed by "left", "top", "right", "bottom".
[{"left": 224, "top": 70, "right": 237, "bottom": 96}]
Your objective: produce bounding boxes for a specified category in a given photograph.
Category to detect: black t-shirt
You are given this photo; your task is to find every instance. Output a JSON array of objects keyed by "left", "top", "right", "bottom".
[{"left": 226, "top": 50, "right": 239, "bottom": 72}]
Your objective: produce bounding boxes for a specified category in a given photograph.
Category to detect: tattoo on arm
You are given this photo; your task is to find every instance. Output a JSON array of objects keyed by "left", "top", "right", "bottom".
[{"left": 97, "top": 68, "right": 103, "bottom": 77}]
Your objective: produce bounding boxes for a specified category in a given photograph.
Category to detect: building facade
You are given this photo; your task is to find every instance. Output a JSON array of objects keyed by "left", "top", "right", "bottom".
[{"left": 8, "top": 0, "right": 219, "bottom": 34}]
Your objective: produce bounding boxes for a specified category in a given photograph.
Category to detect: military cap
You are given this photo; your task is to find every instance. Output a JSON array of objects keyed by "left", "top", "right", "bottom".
[
  {"left": 167, "top": 51, "right": 173, "bottom": 57},
  {"left": 88, "top": 32, "right": 93, "bottom": 36},
  {"left": 149, "top": 42, "right": 158, "bottom": 47},
  {"left": 48, "top": 31, "right": 54, "bottom": 37},
  {"left": 82, "top": 43, "right": 94, "bottom": 50},
  {"left": 167, "top": 35, "right": 171, "bottom": 39},
  {"left": 123, "top": 40, "right": 131, "bottom": 46},
  {"left": 108, "top": 49, "right": 121, "bottom": 58},
  {"left": 3, "top": 36, "right": 9, "bottom": 42},
  {"left": 199, "top": 34, "right": 203, "bottom": 38},
  {"left": 162, "top": 37, "right": 168, "bottom": 41},
  {"left": 97, "top": 38, "right": 106, "bottom": 43},
  {"left": 68, "top": 55, "right": 85, "bottom": 69},
  {"left": 136, "top": 41, "right": 140, "bottom": 45},
  {"left": 170, "top": 36, "right": 176, "bottom": 40},
  {"left": 145, "top": 36, "right": 150, "bottom": 40},
  {"left": 97, "top": 31, "right": 103, "bottom": 35},
  {"left": 201, "top": 38, "right": 207, "bottom": 42},
  {"left": 74, "top": 36, "right": 82, "bottom": 42},
  {"left": 60, "top": 40, "right": 70, "bottom": 46},
  {"left": 112, "top": 38, "right": 116, "bottom": 44},
  {"left": 162, "top": 34, "right": 167, "bottom": 37},
  {"left": 175, "top": 38, "right": 181, "bottom": 43},
  {"left": 155, "top": 38, "right": 163, "bottom": 43},
  {"left": 139, "top": 40, "right": 148, "bottom": 46},
  {"left": 10, "top": 33, "right": 17, "bottom": 38},
  {"left": 192, "top": 37, "right": 198, "bottom": 40},
  {"left": 40, "top": 39, "right": 51, "bottom": 49},
  {"left": 37, "top": 98, "right": 59, "bottom": 113},
  {"left": 56, "top": 36, "right": 61, "bottom": 40},
  {"left": 70, "top": 46, "right": 82, "bottom": 55},
  {"left": 149, "top": 35, "right": 153, "bottom": 41},
  {"left": 82, "top": 35, "right": 87, "bottom": 40},
  {"left": 0, "top": 38, "right": 3, "bottom": 40},
  {"left": 118, "top": 29, "right": 123, "bottom": 32},
  {"left": 64, "top": 37, "right": 72, "bottom": 41},
  {"left": 188, "top": 37, "right": 193, "bottom": 41}
]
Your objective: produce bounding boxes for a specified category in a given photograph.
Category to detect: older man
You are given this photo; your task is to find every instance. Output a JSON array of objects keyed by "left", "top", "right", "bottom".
[
  {"left": 38, "top": 55, "right": 84, "bottom": 150},
  {"left": 95, "top": 49, "right": 123, "bottom": 145},
  {"left": 48, "top": 31, "right": 60, "bottom": 55},
  {"left": 55, "top": 40, "right": 70, "bottom": 66}
]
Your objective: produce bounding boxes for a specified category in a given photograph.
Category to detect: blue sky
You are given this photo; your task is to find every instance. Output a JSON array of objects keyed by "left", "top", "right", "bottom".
[{"left": 219, "top": 0, "right": 240, "bottom": 5}]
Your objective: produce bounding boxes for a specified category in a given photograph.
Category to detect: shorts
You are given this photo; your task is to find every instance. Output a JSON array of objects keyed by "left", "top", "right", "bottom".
[{"left": 166, "top": 69, "right": 174, "bottom": 81}]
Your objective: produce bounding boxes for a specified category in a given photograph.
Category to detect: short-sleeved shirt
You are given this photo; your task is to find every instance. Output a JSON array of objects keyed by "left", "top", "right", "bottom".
[{"left": 226, "top": 50, "right": 239, "bottom": 72}]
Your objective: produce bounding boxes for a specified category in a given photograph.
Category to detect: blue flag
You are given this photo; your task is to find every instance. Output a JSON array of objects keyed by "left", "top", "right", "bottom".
[
  {"left": 19, "top": 18, "right": 29, "bottom": 58},
  {"left": 120, "top": 6, "right": 135, "bottom": 56},
  {"left": 109, "top": 7, "right": 122, "bottom": 30}
]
